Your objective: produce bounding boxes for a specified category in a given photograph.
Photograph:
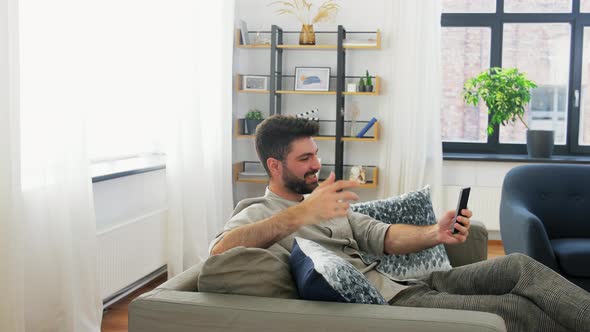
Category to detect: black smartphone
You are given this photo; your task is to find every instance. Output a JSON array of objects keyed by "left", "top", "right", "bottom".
[{"left": 451, "top": 187, "right": 471, "bottom": 234}]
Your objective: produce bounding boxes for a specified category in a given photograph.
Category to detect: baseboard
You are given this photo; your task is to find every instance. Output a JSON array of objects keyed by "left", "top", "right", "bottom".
[
  {"left": 102, "top": 265, "right": 167, "bottom": 309},
  {"left": 488, "top": 230, "right": 501, "bottom": 241}
]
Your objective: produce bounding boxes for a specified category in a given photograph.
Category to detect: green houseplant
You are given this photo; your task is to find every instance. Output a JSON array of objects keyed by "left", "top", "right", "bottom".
[
  {"left": 463, "top": 67, "right": 553, "bottom": 158},
  {"left": 365, "top": 70, "right": 373, "bottom": 92},
  {"left": 245, "top": 109, "right": 264, "bottom": 135}
]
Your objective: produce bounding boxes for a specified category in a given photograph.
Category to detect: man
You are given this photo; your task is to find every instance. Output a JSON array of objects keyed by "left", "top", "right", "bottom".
[{"left": 211, "top": 115, "right": 590, "bottom": 332}]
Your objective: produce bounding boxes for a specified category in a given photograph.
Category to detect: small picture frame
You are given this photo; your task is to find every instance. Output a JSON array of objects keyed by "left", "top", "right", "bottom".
[
  {"left": 243, "top": 75, "right": 267, "bottom": 90},
  {"left": 239, "top": 20, "right": 249, "bottom": 45},
  {"left": 294, "top": 67, "right": 330, "bottom": 91}
]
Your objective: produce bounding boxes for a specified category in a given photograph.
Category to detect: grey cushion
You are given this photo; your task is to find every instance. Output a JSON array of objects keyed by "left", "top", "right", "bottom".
[
  {"left": 198, "top": 245, "right": 298, "bottom": 299},
  {"left": 351, "top": 186, "right": 452, "bottom": 279}
]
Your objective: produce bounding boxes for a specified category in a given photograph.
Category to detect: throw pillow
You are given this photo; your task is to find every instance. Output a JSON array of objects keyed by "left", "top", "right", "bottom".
[
  {"left": 351, "top": 186, "right": 452, "bottom": 279},
  {"left": 290, "top": 237, "right": 386, "bottom": 305},
  {"left": 198, "top": 244, "right": 298, "bottom": 299}
]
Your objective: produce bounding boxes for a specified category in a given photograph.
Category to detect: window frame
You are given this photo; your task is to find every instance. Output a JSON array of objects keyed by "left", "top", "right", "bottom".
[{"left": 442, "top": 0, "right": 590, "bottom": 156}]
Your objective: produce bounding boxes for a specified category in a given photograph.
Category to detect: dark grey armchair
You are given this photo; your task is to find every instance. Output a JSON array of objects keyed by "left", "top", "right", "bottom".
[{"left": 500, "top": 164, "right": 590, "bottom": 291}]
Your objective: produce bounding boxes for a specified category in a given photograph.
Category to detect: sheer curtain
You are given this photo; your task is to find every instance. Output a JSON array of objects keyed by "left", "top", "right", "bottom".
[
  {"left": 379, "top": 0, "right": 444, "bottom": 214},
  {"left": 165, "top": 0, "right": 235, "bottom": 277},
  {"left": 1, "top": 0, "right": 102, "bottom": 331},
  {"left": 1, "top": 0, "right": 24, "bottom": 330}
]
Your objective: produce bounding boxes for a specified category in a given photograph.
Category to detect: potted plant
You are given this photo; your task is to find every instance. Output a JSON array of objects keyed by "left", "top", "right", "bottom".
[
  {"left": 463, "top": 67, "right": 552, "bottom": 158},
  {"left": 358, "top": 77, "right": 366, "bottom": 92},
  {"left": 245, "top": 109, "right": 264, "bottom": 135},
  {"left": 365, "top": 70, "right": 374, "bottom": 93},
  {"left": 270, "top": 0, "right": 339, "bottom": 45}
]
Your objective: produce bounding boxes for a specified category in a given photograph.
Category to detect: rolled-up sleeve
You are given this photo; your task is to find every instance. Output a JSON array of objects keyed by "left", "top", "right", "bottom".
[{"left": 348, "top": 211, "right": 390, "bottom": 255}]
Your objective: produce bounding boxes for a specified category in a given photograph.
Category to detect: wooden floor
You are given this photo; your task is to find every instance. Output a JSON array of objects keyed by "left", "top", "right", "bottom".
[
  {"left": 101, "top": 274, "right": 167, "bottom": 332},
  {"left": 101, "top": 241, "right": 506, "bottom": 332}
]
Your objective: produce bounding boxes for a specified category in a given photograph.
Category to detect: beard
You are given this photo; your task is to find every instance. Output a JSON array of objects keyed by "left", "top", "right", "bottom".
[{"left": 282, "top": 163, "right": 319, "bottom": 195}]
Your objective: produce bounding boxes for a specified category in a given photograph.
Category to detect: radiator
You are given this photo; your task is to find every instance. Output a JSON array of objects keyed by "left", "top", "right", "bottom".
[
  {"left": 443, "top": 186, "right": 501, "bottom": 233},
  {"left": 97, "top": 209, "right": 167, "bottom": 300}
]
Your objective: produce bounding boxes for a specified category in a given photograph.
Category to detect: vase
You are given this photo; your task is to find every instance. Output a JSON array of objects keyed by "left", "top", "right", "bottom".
[
  {"left": 245, "top": 119, "right": 263, "bottom": 135},
  {"left": 299, "top": 24, "right": 316, "bottom": 45},
  {"left": 526, "top": 129, "right": 554, "bottom": 158}
]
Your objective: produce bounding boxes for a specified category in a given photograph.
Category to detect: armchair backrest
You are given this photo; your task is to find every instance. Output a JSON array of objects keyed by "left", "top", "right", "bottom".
[{"left": 502, "top": 164, "right": 590, "bottom": 239}]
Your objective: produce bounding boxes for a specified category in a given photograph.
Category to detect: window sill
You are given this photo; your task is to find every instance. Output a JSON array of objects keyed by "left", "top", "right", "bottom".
[
  {"left": 443, "top": 153, "right": 590, "bottom": 164},
  {"left": 91, "top": 154, "right": 166, "bottom": 183}
]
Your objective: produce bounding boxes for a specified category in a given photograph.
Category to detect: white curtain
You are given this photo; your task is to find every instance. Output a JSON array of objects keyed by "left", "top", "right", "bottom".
[
  {"left": 165, "top": 0, "right": 235, "bottom": 277},
  {"left": 379, "top": 0, "right": 444, "bottom": 214},
  {"left": 1, "top": 0, "right": 102, "bottom": 331},
  {"left": 1, "top": 0, "right": 24, "bottom": 330}
]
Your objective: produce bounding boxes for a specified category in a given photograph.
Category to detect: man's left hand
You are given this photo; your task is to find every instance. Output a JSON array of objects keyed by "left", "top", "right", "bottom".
[{"left": 436, "top": 209, "right": 472, "bottom": 245}]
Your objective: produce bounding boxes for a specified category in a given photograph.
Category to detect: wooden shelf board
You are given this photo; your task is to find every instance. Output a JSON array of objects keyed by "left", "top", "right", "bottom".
[
  {"left": 235, "top": 29, "right": 382, "bottom": 50},
  {"left": 236, "top": 121, "right": 379, "bottom": 141},
  {"left": 343, "top": 91, "right": 378, "bottom": 96},
  {"left": 236, "top": 178, "right": 376, "bottom": 187},
  {"left": 234, "top": 162, "right": 379, "bottom": 188},
  {"left": 237, "top": 89, "right": 269, "bottom": 94},
  {"left": 276, "top": 90, "right": 335, "bottom": 95},
  {"left": 236, "top": 44, "right": 380, "bottom": 50},
  {"left": 237, "top": 44, "right": 271, "bottom": 48},
  {"left": 237, "top": 135, "right": 377, "bottom": 141}
]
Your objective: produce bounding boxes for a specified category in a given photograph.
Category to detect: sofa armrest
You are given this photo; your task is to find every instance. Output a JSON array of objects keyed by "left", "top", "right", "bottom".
[
  {"left": 499, "top": 204, "right": 558, "bottom": 271},
  {"left": 445, "top": 220, "right": 488, "bottom": 267},
  {"left": 155, "top": 262, "right": 204, "bottom": 292},
  {"left": 129, "top": 290, "right": 505, "bottom": 332}
]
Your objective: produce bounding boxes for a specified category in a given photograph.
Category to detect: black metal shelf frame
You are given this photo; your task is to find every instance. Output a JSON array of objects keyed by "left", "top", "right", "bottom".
[{"left": 269, "top": 25, "right": 370, "bottom": 180}]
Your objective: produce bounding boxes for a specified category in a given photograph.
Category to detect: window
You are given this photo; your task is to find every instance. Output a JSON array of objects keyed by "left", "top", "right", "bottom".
[{"left": 441, "top": 0, "right": 590, "bottom": 155}]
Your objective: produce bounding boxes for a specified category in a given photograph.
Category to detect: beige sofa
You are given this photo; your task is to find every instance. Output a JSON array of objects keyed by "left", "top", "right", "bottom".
[{"left": 129, "top": 220, "right": 506, "bottom": 332}]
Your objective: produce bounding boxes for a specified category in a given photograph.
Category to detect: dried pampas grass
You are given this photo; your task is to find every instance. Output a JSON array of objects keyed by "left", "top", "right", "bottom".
[{"left": 270, "top": 0, "right": 339, "bottom": 25}]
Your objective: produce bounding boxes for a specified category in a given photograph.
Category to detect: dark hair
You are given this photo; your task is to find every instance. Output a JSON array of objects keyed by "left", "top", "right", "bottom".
[{"left": 255, "top": 115, "right": 319, "bottom": 176}]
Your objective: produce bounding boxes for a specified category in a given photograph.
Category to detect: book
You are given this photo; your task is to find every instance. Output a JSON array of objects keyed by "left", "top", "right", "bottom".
[
  {"left": 239, "top": 20, "right": 249, "bottom": 45},
  {"left": 356, "top": 117, "right": 377, "bottom": 138}
]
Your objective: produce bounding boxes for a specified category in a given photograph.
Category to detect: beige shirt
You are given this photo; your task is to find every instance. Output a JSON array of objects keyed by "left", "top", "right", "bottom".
[{"left": 210, "top": 188, "right": 410, "bottom": 301}]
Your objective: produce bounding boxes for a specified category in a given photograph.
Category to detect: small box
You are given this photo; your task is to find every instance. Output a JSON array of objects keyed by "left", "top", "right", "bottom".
[{"left": 347, "top": 83, "right": 357, "bottom": 92}]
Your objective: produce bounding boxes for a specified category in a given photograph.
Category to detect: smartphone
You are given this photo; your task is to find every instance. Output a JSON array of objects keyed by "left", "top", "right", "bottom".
[{"left": 451, "top": 187, "right": 471, "bottom": 234}]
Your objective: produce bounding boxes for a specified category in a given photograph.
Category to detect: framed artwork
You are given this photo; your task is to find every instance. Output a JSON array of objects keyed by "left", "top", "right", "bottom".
[
  {"left": 243, "top": 75, "right": 267, "bottom": 90},
  {"left": 294, "top": 67, "right": 330, "bottom": 91}
]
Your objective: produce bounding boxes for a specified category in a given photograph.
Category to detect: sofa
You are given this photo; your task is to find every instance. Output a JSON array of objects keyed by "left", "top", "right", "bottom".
[
  {"left": 500, "top": 164, "right": 590, "bottom": 291},
  {"left": 129, "top": 220, "right": 506, "bottom": 332}
]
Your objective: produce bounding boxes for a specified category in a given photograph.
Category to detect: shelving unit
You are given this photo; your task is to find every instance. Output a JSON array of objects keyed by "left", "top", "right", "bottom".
[{"left": 235, "top": 25, "right": 382, "bottom": 187}]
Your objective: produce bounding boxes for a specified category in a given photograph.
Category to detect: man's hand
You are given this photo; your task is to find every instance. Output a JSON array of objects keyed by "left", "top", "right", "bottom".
[
  {"left": 298, "top": 172, "right": 360, "bottom": 225},
  {"left": 436, "top": 209, "right": 472, "bottom": 245}
]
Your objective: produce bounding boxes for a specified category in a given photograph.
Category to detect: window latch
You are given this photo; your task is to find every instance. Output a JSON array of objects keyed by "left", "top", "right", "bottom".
[{"left": 575, "top": 89, "right": 580, "bottom": 108}]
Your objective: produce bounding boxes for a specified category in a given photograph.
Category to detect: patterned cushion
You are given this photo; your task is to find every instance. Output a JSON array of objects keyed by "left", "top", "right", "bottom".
[
  {"left": 290, "top": 237, "right": 386, "bottom": 305},
  {"left": 351, "top": 186, "right": 452, "bottom": 279}
]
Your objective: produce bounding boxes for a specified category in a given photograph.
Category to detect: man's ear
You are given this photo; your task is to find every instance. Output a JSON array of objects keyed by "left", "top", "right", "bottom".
[{"left": 267, "top": 158, "right": 281, "bottom": 178}]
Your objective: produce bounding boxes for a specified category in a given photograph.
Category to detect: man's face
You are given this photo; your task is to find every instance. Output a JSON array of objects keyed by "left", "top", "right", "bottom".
[{"left": 281, "top": 137, "right": 321, "bottom": 195}]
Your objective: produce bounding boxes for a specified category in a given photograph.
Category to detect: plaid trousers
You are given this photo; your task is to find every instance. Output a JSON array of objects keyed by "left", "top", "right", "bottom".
[{"left": 390, "top": 253, "right": 590, "bottom": 332}]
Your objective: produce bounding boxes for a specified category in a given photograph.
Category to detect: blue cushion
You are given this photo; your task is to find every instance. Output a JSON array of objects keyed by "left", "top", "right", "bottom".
[
  {"left": 351, "top": 186, "right": 452, "bottom": 279},
  {"left": 551, "top": 239, "right": 590, "bottom": 277},
  {"left": 290, "top": 237, "right": 386, "bottom": 305}
]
